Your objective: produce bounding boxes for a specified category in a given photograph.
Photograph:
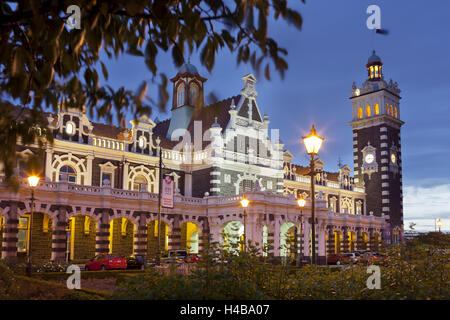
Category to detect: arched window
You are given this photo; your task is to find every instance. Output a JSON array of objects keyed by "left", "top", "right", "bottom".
[
  {"left": 133, "top": 175, "right": 147, "bottom": 191},
  {"left": 366, "top": 105, "right": 371, "bottom": 117},
  {"left": 189, "top": 83, "right": 199, "bottom": 106},
  {"left": 386, "top": 103, "right": 389, "bottom": 114},
  {"left": 177, "top": 83, "right": 185, "bottom": 107},
  {"left": 374, "top": 103, "right": 379, "bottom": 115},
  {"left": 59, "top": 165, "right": 76, "bottom": 183},
  {"left": 358, "top": 107, "right": 363, "bottom": 119},
  {"left": 394, "top": 106, "right": 398, "bottom": 118},
  {"left": 374, "top": 65, "right": 379, "bottom": 78},
  {"left": 390, "top": 105, "right": 393, "bottom": 116}
]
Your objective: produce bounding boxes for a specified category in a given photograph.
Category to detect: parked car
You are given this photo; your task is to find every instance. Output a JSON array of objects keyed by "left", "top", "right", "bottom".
[
  {"left": 126, "top": 255, "right": 147, "bottom": 270},
  {"left": 327, "top": 254, "right": 351, "bottom": 265},
  {"left": 359, "top": 252, "right": 385, "bottom": 265},
  {"left": 161, "top": 250, "right": 188, "bottom": 264},
  {"left": 85, "top": 254, "right": 127, "bottom": 271},
  {"left": 343, "top": 252, "right": 361, "bottom": 263},
  {"left": 185, "top": 253, "right": 201, "bottom": 263}
]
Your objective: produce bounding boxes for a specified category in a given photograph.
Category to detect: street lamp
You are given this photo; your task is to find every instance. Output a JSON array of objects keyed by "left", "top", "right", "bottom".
[
  {"left": 240, "top": 197, "right": 249, "bottom": 252},
  {"left": 437, "top": 219, "right": 442, "bottom": 233},
  {"left": 302, "top": 124, "right": 324, "bottom": 265},
  {"left": 296, "top": 196, "right": 306, "bottom": 267},
  {"left": 27, "top": 175, "right": 40, "bottom": 276}
]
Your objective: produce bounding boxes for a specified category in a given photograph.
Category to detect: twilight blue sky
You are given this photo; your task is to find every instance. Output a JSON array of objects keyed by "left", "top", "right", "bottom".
[{"left": 98, "top": 1, "right": 450, "bottom": 231}]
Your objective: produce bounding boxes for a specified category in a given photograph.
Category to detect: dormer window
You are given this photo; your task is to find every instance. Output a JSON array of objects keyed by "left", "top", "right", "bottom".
[
  {"left": 177, "top": 83, "right": 185, "bottom": 107},
  {"left": 189, "top": 83, "right": 199, "bottom": 106}
]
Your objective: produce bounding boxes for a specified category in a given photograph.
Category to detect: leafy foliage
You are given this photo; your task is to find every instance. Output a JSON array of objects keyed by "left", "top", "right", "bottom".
[
  {"left": 0, "top": 0, "right": 305, "bottom": 187},
  {"left": 113, "top": 241, "right": 449, "bottom": 300}
]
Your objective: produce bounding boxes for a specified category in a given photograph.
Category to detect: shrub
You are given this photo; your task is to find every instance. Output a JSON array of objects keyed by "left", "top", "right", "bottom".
[{"left": 112, "top": 241, "right": 449, "bottom": 300}]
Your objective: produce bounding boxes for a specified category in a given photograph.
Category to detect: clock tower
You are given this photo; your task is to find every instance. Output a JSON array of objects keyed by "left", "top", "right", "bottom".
[{"left": 349, "top": 51, "right": 404, "bottom": 237}]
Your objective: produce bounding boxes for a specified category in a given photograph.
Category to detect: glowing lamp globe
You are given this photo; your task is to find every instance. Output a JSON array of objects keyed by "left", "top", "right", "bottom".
[
  {"left": 240, "top": 197, "right": 249, "bottom": 208},
  {"left": 297, "top": 197, "right": 306, "bottom": 208},
  {"left": 302, "top": 125, "right": 324, "bottom": 155},
  {"left": 28, "top": 176, "right": 40, "bottom": 188}
]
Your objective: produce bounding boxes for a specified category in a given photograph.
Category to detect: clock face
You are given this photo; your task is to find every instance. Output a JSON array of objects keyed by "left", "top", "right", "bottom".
[
  {"left": 391, "top": 153, "right": 396, "bottom": 164},
  {"left": 138, "top": 136, "right": 145, "bottom": 149},
  {"left": 365, "top": 153, "right": 375, "bottom": 164},
  {"left": 65, "top": 122, "right": 74, "bottom": 135}
]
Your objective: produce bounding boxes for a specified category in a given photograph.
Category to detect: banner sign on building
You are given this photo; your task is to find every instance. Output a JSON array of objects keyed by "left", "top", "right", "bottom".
[{"left": 162, "top": 175, "right": 174, "bottom": 208}]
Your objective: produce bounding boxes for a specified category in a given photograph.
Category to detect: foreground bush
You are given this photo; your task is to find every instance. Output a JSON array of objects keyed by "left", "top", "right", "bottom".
[{"left": 113, "top": 242, "right": 449, "bottom": 300}]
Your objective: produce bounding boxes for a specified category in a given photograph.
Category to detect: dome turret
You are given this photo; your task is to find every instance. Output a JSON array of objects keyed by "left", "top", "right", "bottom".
[{"left": 366, "top": 50, "right": 383, "bottom": 80}]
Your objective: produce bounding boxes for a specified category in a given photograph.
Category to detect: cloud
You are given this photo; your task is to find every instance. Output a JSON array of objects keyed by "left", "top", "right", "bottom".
[{"left": 404, "top": 183, "right": 450, "bottom": 231}]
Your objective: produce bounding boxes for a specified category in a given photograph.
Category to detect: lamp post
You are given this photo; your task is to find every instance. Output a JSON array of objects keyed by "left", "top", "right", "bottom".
[
  {"left": 296, "top": 196, "right": 306, "bottom": 267},
  {"left": 240, "top": 197, "right": 249, "bottom": 252},
  {"left": 26, "top": 176, "right": 40, "bottom": 276},
  {"left": 302, "top": 124, "right": 324, "bottom": 265}
]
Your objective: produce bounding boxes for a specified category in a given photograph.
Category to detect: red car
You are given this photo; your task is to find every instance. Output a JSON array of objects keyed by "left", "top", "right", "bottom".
[
  {"left": 84, "top": 254, "right": 127, "bottom": 271},
  {"left": 326, "top": 254, "right": 351, "bottom": 265},
  {"left": 185, "top": 253, "right": 201, "bottom": 263}
]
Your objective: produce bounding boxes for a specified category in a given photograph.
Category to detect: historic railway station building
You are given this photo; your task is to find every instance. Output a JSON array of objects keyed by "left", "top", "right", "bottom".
[{"left": 0, "top": 52, "right": 403, "bottom": 264}]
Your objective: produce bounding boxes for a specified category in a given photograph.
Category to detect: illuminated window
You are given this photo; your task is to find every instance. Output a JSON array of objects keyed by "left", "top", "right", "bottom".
[
  {"left": 177, "top": 83, "right": 185, "bottom": 107},
  {"left": 394, "top": 106, "right": 398, "bottom": 118},
  {"left": 374, "top": 65, "right": 379, "bottom": 77},
  {"left": 366, "top": 105, "right": 371, "bottom": 117},
  {"left": 390, "top": 105, "right": 393, "bottom": 116},
  {"left": 369, "top": 66, "right": 374, "bottom": 79},
  {"left": 17, "top": 216, "right": 29, "bottom": 253},
  {"left": 133, "top": 175, "right": 147, "bottom": 191},
  {"left": 59, "top": 165, "right": 76, "bottom": 183},
  {"left": 374, "top": 103, "right": 379, "bottom": 115},
  {"left": 358, "top": 107, "right": 363, "bottom": 119},
  {"left": 386, "top": 103, "right": 389, "bottom": 114}
]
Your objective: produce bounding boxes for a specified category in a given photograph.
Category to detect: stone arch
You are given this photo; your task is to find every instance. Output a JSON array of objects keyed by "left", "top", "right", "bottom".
[
  {"left": 280, "top": 221, "right": 297, "bottom": 260},
  {"left": 360, "top": 232, "right": 369, "bottom": 250},
  {"left": 128, "top": 165, "right": 157, "bottom": 193},
  {"left": 146, "top": 219, "right": 171, "bottom": 256},
  {"left": 67, "top": 214, "right": 97, "bottom": 261},
  {"left": 51, "top": 153, "right": 88, "bottom": 184},
  {"left": 109, "top": 217, "right": 135, "bottom": 257},
  {"left": 180, "top": 221, "right": 200, "bottom": 253},
  {"left": 221, "top": 220, "right": 244, "bottom": 253},
  {"left": 333, "top": 230, "right": 342, "bottom": 254},
  {"left": 372, "top": 232, "right": 381, "bottom": 252},
  {"left": 347, "top": 230, "right": 357, "bottom": 252},
  {"left": 16, "top": 209, "right": 54, "bottom": 262}
]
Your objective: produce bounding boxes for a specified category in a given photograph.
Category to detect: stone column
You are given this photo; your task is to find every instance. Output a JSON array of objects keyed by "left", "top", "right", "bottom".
[
  {"left": 369, "top": 228, "right": 374, "bottom": 251},
  {"left": 327, "top": 228, "right": 335, "bottom": 255},
  {"left": 1, "top": 202, "right": 19, "bottom": 262},
  {"left": 342, "top": 226, "right": 349, "bottom": 253},
  {"left": 168, "top": 215, "right": 181, "bottom": 251},
  {"left": 198, "top": 217, "right": 210, "bottom": 253},
  {"left": 45, "top": 147, "right": 53, "bottom": 181},
  {"left": 123, "top": 162, "right": 129, "bottom": 190},
  {"left": 86, "top": 153, "right": 94, "bottom": 186},
  {"left": 95, "top": 209, "right": 110, "bottom": 255},
  {"left": 317, "top": 226, "right": 326, "bottom": 265},
  {"left": 266, "top": 225, "right": 275, "bottom": 258},
  {"left": 51, "top": 206, "right": 68, "bottom": 261},
  {"left": 273, "top": 219, "right": 281, "bottom": 257},
  {"left": 302, "top": 221, "right": 310, "bottom": 259},
  {"left": 356, "top": 228, "right": 364, "bottom": 250},
  {"left": 133, "top": 213, "right": 147, "bottom": 256}
]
